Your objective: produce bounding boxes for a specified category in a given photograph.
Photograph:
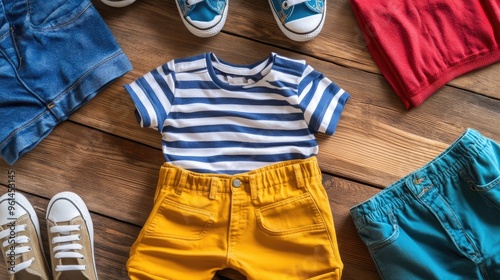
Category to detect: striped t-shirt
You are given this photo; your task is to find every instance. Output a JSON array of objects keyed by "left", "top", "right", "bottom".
[{"left": 125, "top": 52, "right": 349, "bottom": 174}]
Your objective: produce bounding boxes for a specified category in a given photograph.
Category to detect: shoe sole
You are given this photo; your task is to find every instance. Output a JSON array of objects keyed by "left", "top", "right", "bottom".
[
  {"left": 175, "top": 0, "right": 229, "bottom": 38},
  {"left": 47, "top": 192, "right": 97, "bottom": 279},
  {"left": 268, "top": 0, "right": 326, "bottom": 42}
]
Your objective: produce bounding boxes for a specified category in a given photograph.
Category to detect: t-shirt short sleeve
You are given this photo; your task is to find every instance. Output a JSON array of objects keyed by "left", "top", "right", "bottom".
[
  {"left": 124, "top": 61, "right": 176, "bottom": 132},
  {"left": 297, "top": 65, "right": 350, "bottom": 135}
]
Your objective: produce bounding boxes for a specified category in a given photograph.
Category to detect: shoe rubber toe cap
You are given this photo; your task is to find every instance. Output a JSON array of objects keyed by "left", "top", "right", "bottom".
[
  {"left": 284, "top": 13, "right": 323, "bottom": 34},
  {"left": 0, "top": 193, "right": 30, "bottom": 224},
  {"left": 186, "top": 14, "right": 223, "bottom": 30},
  {"left": 46, "top": 192, "right": 89, "bottom": 223}
]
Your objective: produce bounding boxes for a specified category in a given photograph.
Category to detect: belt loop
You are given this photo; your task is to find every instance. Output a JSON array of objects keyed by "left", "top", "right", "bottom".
[
  {"left": 209, "top": 178, "right": 219, "bottom": 200},
  {"left": 293, "top": 164, "right": 305, "bottom": 188},
  {"left": 175, "top": 170, "right": 188, "bottom": 195},
  {"left": 249, "top": 174, "right": 258, "bottom": 200},
  {"left": 154, "top": 166, "right": 168, "bottom": 202}
]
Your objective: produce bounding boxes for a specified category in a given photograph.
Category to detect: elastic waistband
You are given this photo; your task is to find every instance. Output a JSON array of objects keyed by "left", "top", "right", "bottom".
[
  {"left": 158, "top": 157, "right": 322, "bottom": 198},
  {"left": 350, "top": 128, "right": 489, "bottom": 223}
]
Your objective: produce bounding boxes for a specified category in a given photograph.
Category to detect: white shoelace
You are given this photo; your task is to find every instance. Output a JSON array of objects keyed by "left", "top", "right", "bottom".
[
  {"left": 0, "top": 224, "right": 35, "bottom": 274},
  {"left": 282, "top": 0, "right": 308, "bottom": 9},
  {"left": 186, "top": 0, "right": 204, "bottom": 5},
  {"left": 50, "top": 225, "right": 86, "bottom": 272}
]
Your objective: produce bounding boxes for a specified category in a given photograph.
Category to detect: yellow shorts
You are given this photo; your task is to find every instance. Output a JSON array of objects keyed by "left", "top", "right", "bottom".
[{"left": 127, "top": 157, "right": 343, "bottom": 280}]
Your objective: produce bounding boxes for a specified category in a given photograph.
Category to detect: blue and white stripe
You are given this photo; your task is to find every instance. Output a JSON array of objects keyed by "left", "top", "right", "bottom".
[{"left": 125, "top": 52, "right": 349, "bottom": 174}]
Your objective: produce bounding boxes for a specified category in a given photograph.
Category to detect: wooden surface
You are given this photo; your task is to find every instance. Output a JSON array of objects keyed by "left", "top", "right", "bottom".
[{"left": 1, "top": 0, "right": 499, "bottom": 279}]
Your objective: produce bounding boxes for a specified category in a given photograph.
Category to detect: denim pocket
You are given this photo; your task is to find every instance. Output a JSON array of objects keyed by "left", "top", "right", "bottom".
[
  {"left": 28, "top": 0, "right": 92, "bottom": 30},
  {"left": 358, "top": 211, "right": 399, "bottom": 251},
  {"left": 255, "top": 193, "right": 326, "bottom": 236},
  {"left": 467, "top": 173, "right": 500, "bottom": 211},
  {"left": 462, "top": 141, "right": 500, "bottom": 210},
  {"left": 144, "top": 197, "right": 214, "bottom": 240}
]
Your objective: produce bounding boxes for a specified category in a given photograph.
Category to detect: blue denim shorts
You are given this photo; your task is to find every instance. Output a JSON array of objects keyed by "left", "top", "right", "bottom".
[
  {"left": 351, "top": 129, "right": 500, "bottom": 279},
  {"left": 0, "top": 0, "right": 132, "bottom": 164}
]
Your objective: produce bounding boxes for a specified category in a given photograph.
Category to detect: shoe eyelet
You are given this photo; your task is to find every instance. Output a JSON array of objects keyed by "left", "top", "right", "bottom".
[
  {"left": 77, "top": 234, "right": 81, "bottom": 240},
  {"left": 282, "top": 1, "right": 289, "bottom": 9}
]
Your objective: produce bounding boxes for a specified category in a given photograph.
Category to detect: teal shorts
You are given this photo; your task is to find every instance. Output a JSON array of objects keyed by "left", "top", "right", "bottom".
[{"left": 351, "top": 129, "right": 500, "bottom": 279}]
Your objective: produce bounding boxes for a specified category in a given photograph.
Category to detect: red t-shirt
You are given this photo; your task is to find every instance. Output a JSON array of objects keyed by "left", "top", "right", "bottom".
[{"left": 351, "top": 0, "right": 500, "bottom": 109}]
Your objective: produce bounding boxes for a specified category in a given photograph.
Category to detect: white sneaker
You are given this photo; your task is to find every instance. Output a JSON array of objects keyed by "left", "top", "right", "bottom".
[
  {"left": 0, "top": 192, "right": 51, "bottom": 280},
  {"left": 46, "top": 192, "right": 97, "bottom": 280}
]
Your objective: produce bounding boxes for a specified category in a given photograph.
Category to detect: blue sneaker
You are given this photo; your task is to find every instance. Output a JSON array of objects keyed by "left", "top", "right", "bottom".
[
  {"left": 176, "top": 0, "right": 229, "bottom": 37},
  {"left": 268, "top": 0, "right": 326, "bottom": 41}
]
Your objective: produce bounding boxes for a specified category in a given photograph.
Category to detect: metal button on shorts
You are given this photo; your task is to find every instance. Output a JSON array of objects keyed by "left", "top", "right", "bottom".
[{"left": 232, "top": 179, "right": 242, "bottom": 187}]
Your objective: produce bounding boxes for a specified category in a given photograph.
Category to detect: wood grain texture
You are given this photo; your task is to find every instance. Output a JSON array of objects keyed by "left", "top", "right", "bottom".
[{"left": 0, "top": 0, "right": 498, "bottom": 279}]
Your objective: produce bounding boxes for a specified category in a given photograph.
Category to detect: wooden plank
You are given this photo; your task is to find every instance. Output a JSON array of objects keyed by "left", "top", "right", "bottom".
[
  {"left": 0, "top": 122, "right": 163, "bottom": 226},
  {"left": 323, "top": 174, "right": 381, "bottom": 280},
  {"left": 316, "top": 67, "right": 500, "bottom": 186},
  {"left": 69, "top": 81, "right": 161, "bottom": 149}
]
